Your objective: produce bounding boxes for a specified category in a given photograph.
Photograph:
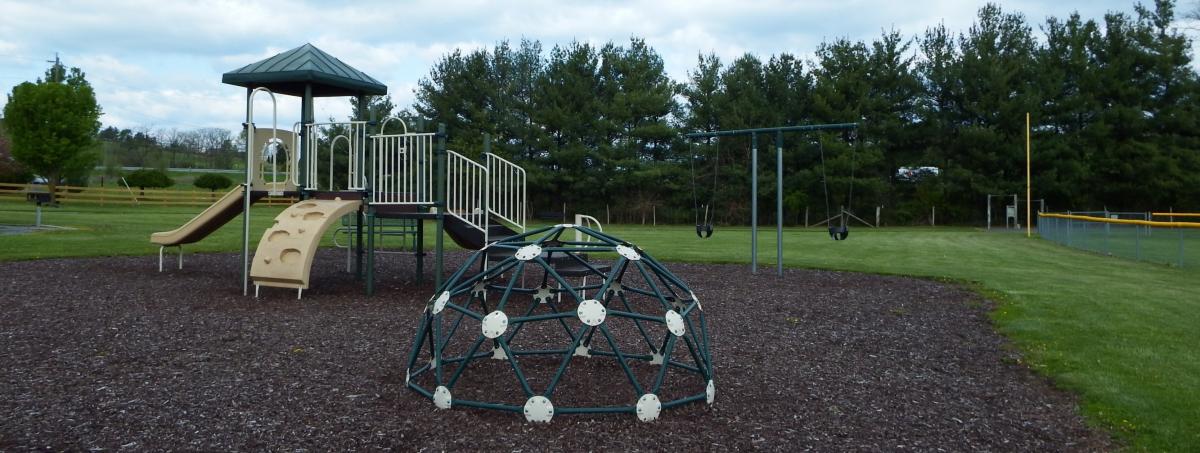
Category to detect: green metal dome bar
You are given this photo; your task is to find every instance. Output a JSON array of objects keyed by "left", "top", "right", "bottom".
[{"left": 405, "top": 226, "right": 713, "bottom": 422}]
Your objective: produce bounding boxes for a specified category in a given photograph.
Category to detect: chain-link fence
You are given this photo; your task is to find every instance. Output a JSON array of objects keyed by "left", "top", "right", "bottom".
[{"left": 1038, "top": 212, "right": 1200, "bottom": 268}]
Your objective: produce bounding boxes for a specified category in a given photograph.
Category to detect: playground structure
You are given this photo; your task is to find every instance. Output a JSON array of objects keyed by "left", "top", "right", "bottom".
[
  {"left": 405, "top": 225, "right": 713, "bottom": 422},
  {"left": 150, "top": 43, "right": 528, "bottom": 297},
  {"left": 685, "top": 123, "right": 860, "bottom": 275}
]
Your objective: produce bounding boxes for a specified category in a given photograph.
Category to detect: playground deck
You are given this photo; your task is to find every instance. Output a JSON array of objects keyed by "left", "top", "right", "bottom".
[{"left": 0, "top": 251, "right": 1112, "bottom": 451}]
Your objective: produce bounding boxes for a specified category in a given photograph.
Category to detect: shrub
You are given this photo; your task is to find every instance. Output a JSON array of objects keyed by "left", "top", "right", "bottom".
[
  {"left": 124, "top": 169, "right": 173, "bottom": 189},
  {"left": 0, "top": 158, "right": 31, "bottom": 184},
  {"left": 193, "top": 173, "right": 233, "bottom": 192}
]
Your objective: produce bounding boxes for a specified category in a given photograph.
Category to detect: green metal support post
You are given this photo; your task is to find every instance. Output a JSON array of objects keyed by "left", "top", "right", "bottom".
[
  {"left": 482, "top": 132, "right": 491, "bottom": 248},
  {"left": 356, "top": 94, "right": 367, "bottom": 281},
  {"left": 750, "top": 133, "right": 757, "bottom": 273},
  {"left": 416, "top": 220, "right": 425, "bottom": 285},
  {"left": 435, "top": 123, "right": 447, "bottom": 289},
  {"left": 301, "top": 83, "right": 313, "bottom": 199},
  {"left": 367, "top": 209, "right": 376, "bottom": 295},
  {"left": 775, "top": 130, "right": 783, "bottom": 276},
  {"left": 241, "top": 87, "right": 252, "bottom": 296}
]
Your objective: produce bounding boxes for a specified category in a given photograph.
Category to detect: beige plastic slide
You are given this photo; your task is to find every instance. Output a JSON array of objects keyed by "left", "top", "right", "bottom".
[
  {"left": 150, "top": 186, "right": 260, "bottom": 272},
  {"left": 250, "top": 198, "right": 362, "bottom": 298}
]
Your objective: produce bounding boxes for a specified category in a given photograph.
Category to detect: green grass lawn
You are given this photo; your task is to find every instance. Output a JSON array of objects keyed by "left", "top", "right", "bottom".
[{"left": 2, "top": 200, "right": 1198, "bottom": 450}]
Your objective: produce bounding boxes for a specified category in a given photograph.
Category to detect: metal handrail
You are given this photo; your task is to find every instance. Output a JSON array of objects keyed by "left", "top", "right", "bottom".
[
  {"left": 378, "top": 116, "right": 408, "bottom": 136},
  {"left": 446, "top": 150, "right": 489, "bottom": 240},
  {"left": 302, "top": 121, "right": 368, "bottom": 191},
  {"left": 484, "top": 153, "right": 526, "bottom": 232},
  {"left": 371, "top": 131, "right": 436, "bottom": 205},
  {"left": 328, "top": 135, "right": 350, "bottom": 191},
  {"left": 574, "top": 214, "right": 602, "bottom": 243},
  {"left": 247, "top": 88, "right": 279, "bottom": 190}
]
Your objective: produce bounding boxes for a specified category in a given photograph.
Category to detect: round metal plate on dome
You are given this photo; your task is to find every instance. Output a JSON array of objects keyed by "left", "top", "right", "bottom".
[
  {"left": 615, "top": 245, "right": 640, "bottom": 261},
  {"left": 636, "top": 394, "right": 661, "bottom": 422},
  {"left": 556, "top": 223, "right": 575, "bottom": 228},
  {"left": 523, "top": 396, "right": 554, "bottom": 423},
  {"left": 482, "top": 310, "right": 509, "bottom": 339},
  {"left": 665, "top": 310, "right": 686, "bottom": 336},
  {"left": 434, "top": 386, "right": 452, "bottom": 409},
  {"left": 706, "top": 380, "right": 715, "bottom": 404},
  {"left": 432, "top": 291, "right": 450, "bottom": 314},
  {"left": 576, "top": 299, "right": 606, "bottom": 326},
  {"left": 515, "top": 244, "right": 542, "bottom": 261}
]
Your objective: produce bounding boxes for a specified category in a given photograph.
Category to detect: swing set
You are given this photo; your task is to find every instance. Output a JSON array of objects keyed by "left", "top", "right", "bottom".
[{"left": 686, "top": 123, "right": 861, "bottom": 275}]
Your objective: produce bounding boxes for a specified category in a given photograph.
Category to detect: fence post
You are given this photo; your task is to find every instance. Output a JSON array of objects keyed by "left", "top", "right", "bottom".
[
  {"left": 1135, "top": 224, "right": 1141, "bottom": 261},
  {"left": 1104, "top": 210, "right": 1110, "bottom": 255},
  {"left": 1179, "top": 228, "right": 1186, "bottom": 268},
  {"left": 1066, "top": 212, "right": 1072, "bottom": 247}
]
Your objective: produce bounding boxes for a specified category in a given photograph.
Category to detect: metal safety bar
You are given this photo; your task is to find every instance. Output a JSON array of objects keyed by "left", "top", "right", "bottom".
[
  {"left": 485, "top": 153, "right": 526, "bottom": 232},
  {"left": 446, "top": 150, "right": 489, "bottom": 239},
  {"left": 371, "top": 118, "right": 436, "bottom": 205},
  {"left": 301, "top": 121, "right": 368, "bottom": 191}
]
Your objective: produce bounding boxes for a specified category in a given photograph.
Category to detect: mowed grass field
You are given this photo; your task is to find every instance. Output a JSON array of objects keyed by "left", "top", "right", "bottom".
[{"left": 2, "top": 200, "right": 1198, "bottom": 451}]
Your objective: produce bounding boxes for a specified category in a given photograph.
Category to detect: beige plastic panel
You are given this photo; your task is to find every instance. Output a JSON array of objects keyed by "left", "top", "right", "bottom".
[
  {"left": 251, "top": 127, "right": 297, "bottom": 193},
  {"left": 250, "top": 198, "right": 361, "bottom": 289}
]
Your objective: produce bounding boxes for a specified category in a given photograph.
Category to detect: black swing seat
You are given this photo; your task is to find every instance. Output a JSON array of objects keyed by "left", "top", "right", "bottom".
[
  {"left": 828, "top": 226, "right": 849, "bottom": 241},
  {"left": 695, "top": 223, "right": 714, "bottom": 238}
]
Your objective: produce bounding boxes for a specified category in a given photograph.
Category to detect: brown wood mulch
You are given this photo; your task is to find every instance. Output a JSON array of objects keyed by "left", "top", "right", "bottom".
[{"left": 0, "top": 251, "right": 1113, "bottom": 451}]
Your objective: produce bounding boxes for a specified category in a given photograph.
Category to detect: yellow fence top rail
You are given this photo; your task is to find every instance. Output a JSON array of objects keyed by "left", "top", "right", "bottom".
[
  {"left": 1039, "top": 212, "right": 1200, "bottom": 229},
  {"left": 1151, "top": 212, "right": 1200, "bottom": 218}
]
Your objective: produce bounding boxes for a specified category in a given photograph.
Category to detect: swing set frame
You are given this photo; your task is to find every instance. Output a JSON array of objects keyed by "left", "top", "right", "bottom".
[{"left": 685, "top": 122, "right": 859, "bottom": 276}]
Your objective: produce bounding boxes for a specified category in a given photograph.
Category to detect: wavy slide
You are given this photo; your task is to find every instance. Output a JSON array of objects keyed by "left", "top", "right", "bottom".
[{"left": 250, "top": 198, "right": 362, "bottom": 297}]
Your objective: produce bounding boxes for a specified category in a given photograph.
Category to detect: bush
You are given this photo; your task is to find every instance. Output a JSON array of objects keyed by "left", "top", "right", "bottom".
[
  {"left": 124, "top": 169, "right": 173, "bottom": 189},
  {"left": 0, "top": 158, "right": 32, "bottom": 184},
  {"left": 193, "top": 173, "right": 233, "bottom": 192}
]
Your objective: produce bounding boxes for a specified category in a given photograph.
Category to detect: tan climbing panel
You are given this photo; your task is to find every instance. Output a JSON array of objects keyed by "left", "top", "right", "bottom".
[{"left": 250, "top": 198, "right": 361, "bottom": 290}]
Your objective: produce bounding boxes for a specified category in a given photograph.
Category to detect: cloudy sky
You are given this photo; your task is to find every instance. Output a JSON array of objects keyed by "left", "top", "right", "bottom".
[{"left": 0, "top": 0, "right": 1181, "bottom": 134}]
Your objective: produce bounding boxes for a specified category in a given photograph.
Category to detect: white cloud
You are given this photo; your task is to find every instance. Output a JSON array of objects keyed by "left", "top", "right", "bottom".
[{"left": 0, "top": 0, "right": 1162, "bottom": 134}]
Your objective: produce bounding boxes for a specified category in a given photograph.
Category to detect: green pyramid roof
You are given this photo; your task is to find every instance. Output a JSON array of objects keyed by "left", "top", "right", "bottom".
[{"left": 222, "top": 43, "right": 387, "bottom": 97}]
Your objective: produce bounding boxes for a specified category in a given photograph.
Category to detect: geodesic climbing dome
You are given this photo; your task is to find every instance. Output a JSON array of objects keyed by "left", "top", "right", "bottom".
[{"left": 404, "top": 225, "right": 714, "bottom": 422}]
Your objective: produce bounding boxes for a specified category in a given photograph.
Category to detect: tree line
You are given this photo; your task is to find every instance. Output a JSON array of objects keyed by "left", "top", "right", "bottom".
[
  {"left": 96, "top": 126, "right": 242, "bottom": 175},
  {"left": 412, "top": 0, "right": 1200, "bottom": 225}
]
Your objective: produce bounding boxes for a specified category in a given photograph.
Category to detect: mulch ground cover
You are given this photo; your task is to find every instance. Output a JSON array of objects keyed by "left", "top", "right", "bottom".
[{"left": 0, "top": 250, "right": 1113, "bottom": 451}]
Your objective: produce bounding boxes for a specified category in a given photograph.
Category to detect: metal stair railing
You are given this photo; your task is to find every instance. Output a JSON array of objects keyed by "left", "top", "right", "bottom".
[
  {"left": 484, "top": 152, "right": 526, "bottom": 232},
  {"left": 446, "top": 150, "right": 490, "bottom": 242}
]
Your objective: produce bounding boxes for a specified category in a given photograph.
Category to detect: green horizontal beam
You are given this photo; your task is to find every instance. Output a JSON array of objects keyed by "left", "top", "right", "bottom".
[{"left": 685, "top": 122, "right": 858, "bottom": 139}]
